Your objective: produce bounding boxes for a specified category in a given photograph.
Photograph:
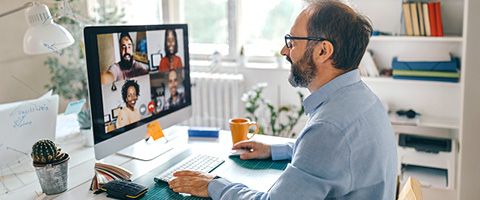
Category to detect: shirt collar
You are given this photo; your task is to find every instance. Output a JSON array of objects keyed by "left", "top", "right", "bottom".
[{"left": 303, "top": 69, "right": 361, "bottom": 115}]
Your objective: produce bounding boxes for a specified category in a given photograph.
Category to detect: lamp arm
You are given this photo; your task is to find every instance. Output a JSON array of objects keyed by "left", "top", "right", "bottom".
[{"left": 0, "top": 2, "right": 34, "bottom": 18}]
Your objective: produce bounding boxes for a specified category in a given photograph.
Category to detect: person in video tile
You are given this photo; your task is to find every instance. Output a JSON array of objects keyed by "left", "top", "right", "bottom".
[
  {"left": 159, "top": 29, "right": 183, "bottom": 72},
  {"left": 103, "top": 32, "right": 148, "bottom": 83},
  {"left": 116, "top": 80, "right": 141, "bottom": 128},
  {"left": 167, "top": 70, "right": 185, "bottom": 108}
]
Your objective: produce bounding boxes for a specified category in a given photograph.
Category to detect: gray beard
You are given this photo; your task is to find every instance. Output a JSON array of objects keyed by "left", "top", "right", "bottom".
[{"left": 288, "top": 47, "right": 317, "bottom": 88}]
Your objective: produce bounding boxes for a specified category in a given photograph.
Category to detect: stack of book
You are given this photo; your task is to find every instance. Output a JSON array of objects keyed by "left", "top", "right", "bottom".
[
  {"left": 392, "top": 54, "right": 460, "bottom": 82},
  {"left": 90, "top": 162, "right": 133, "bottom": 192},
  {"left": 402, "top": 0, "right": 444, "bottom": 36}
]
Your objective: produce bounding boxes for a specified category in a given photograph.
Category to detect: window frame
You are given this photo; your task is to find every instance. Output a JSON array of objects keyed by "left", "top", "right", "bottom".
[{"left": 163, "top": 0, "right": 291, "bottom": 66}]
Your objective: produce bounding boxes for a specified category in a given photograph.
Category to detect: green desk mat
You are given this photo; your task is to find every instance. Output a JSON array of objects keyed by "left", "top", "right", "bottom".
[{"left": 138, "top": 157, "right": 289, "bottom": 200}]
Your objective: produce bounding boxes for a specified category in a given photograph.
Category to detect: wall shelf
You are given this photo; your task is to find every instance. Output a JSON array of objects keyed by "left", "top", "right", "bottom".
[
  {"left": 362, "top": 77, "right": 460, "bottom": 88},
  {"left": 370, "top": 36, "right": 464, "bottom": 43}
]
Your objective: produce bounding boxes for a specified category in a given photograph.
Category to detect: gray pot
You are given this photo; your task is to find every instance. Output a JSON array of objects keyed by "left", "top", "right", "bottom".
[{"left": 33, "top": 153, "right": 70, "bottom": 195}]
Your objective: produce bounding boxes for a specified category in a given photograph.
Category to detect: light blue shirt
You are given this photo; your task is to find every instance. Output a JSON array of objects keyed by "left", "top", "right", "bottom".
[{"left": 208, "top": 69, "right": 397, "bottom": 200}]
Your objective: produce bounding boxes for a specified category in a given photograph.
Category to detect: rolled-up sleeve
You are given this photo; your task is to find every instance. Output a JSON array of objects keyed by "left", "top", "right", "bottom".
[
  {"left": 270, "top": 142, "right": 294, "bottom": 161},
  {"left": 207, "top": 122, "right": 352, "bottom": 199}
]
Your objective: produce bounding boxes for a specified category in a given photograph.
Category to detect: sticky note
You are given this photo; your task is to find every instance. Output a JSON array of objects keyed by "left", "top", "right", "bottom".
[
  {"left": 147, "top": 120, "right": 164, "bottom": 141},
  {"left": 64, "top": 99, "right": 86, "bottom": 115}
]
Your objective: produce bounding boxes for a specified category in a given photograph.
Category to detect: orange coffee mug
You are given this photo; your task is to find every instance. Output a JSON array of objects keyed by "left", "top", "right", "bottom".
[{"left": 229, "top": 118, "right": 259, "bottom": 145}]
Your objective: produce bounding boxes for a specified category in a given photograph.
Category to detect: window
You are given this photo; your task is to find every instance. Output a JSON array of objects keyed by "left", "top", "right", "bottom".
[
  {"left": 92, "top": 0, "right": 163, "bottom": 25},
  {"left": 174, "top": 0, "right": 304, "bottom": 63},
  {"left": 92, "top": 0, "right": 304, "bottom": 65},
  {"left": 182, "top": 0, "right": 229, "bottom": 56},
  {"left": 121, "top": 0, "right": 163, "bottom": 25},
  {"left": 241, "top": 0, "right": 303, "bottom": 57}
]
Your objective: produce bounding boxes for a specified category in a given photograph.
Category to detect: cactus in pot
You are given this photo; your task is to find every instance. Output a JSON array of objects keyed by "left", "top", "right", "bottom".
[
  {"left": 31, "top": 139, "right": 67, "bottom": 165},
  {"left": 31, "top": 139, "right": 70, "bottom": 195}
]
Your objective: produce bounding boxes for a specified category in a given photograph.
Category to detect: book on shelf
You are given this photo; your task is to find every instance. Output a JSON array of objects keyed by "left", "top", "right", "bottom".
[
  {"left": 402, "top": 1, "right": 444, "bottom": 37},
  {"left": 393, "top": 70, "right": 459, "bottom": 78},
  {"left": 428, "top": 2, "right": 437, "bottom": 36},
  {"left": 391, "top": 56, "right": 460, "bottom": 83},
  {"left": 417, "top": 2, "right": 425, "bottom": 36},
  {"left": 397, "top": 52, "right": 451, "bottom": 62},
  {"left": 410, "top": 3, "right": 420, "bottom": 36},
  {"left": 392, "top": 57, "right": 459, "bottom": 72},
  {"left": 423, "top": 3, "right": 431, "bottom": 36},
  {"left": 402, "top": 2, "right": 414, "bottom": 36},
  {"left": 434, "top": 1, "right": 444, "bottom": 36},
  {"left": 90, "top": 162, "right": 133, "bottom": 192},
  {"left": 392, "top": 76, "right": 458, "bottom": 83}
]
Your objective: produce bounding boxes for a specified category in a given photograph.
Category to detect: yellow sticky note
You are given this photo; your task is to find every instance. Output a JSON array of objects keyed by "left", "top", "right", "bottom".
[{"left": 147, "top": 120, "right": 164, "bottom": 141}]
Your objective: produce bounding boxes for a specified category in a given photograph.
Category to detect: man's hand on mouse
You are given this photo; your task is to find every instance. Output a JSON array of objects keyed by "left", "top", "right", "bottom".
[{"left": 232, "top": 140, "right": 271, "bottom": 160}]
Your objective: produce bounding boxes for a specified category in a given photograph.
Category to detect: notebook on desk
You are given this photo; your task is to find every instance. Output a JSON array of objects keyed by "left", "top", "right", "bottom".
[{"left": 134, "top": 154, "right": 289, "bottom": 200}]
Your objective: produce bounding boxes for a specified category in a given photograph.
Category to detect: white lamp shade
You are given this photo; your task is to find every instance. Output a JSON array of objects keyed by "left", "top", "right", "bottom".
[{"left": 22, "top": 3, "right": 74, "bottom": 55}]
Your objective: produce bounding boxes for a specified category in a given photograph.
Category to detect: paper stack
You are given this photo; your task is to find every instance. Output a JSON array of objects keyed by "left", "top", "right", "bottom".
[
  {"left": 358, "top": 50, "right": 380, "bottom": 77},
  {"left": 90, "top": 162, "right": 133, "bottom": 192}
]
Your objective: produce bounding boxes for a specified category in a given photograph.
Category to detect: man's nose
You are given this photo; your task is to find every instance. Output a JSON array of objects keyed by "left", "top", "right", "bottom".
[{"left": 280, "top": 46, "right": 289, "bottom": 56}]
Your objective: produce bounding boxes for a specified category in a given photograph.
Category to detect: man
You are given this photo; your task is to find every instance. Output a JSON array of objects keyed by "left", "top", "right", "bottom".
[
  {"left": 159, "top": 29, "right": 183, "bottom": 72},
  {"left": 167, "top": 70, "right": 185, "bottom": 108},
  {"left": 101, "top": 32, "right": 149, "bottom": 84},
  {"left": 168, "top": 1, "right": 397, "bottom": 199},
  {"left": 116, "top": 80, "right": 141, "bottom": 128}
]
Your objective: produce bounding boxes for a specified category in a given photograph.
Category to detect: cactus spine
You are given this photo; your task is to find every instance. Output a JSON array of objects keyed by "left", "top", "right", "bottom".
[{"left": 31, "top": 139, "right": 64, "bottom": 164}]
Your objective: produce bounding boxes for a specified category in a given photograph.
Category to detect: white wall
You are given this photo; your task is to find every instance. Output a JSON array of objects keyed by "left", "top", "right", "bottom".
[{"left": 0, "top": 0, "right": 51, "bottom": 104}]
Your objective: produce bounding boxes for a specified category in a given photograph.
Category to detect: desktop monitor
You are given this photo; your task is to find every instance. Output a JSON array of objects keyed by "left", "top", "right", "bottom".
[{"left": 84, "top": 24, "right": 192, "bottom": 160}]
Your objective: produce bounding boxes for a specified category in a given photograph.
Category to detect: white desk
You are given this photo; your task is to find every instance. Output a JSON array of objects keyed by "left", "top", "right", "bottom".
[{"left": 0, "top": 116, "right": 292, "bottom": 200}]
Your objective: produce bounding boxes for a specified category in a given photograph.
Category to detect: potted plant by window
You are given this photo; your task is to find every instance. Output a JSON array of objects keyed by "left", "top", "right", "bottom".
[
  {"left": 242, "top": 83, "right": 305, "bottom": 138},
  {"left": 31, "top": 139, "right": 70, "bottom": 195}
]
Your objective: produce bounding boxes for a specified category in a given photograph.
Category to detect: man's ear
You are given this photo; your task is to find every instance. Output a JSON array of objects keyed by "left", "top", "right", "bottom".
[{"left": 315, "top": 41, "right": 334, "bottom": 63}]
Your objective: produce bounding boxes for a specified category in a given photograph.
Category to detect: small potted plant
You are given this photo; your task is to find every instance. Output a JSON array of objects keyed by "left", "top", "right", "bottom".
[
  {"left": 237, "top": 45, "right": 247, "bottom": 67},
  {"left": 274, "top": 51, "right": 284, "bottom": 68},
  {"left": 78, "top": 109, "right": 93, "bottom": 146},
  {"left": 31, "top": 139, "right": 70, "bottom": 195},
  {"left": 242, "top": 83, "right": 305, "bottom": 138}
]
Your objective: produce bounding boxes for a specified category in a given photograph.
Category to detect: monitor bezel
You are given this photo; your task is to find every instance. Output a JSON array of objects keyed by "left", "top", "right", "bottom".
[{"left": 84, "top": 24, "right": 191, "bottom": 156}]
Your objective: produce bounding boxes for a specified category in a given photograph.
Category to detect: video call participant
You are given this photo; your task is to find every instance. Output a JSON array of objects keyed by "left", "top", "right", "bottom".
[
  {"left": 167, "top": 70, "right": 185, "bottom": 108},
  {"left": 152, "top": 82, "right": 167, "bottom": 113},
  {"left": 102, "top": 32, "right": 149, "bottom": 84},
  {"left": 159, "top": 29, "right": 183, "bottom": 72},
  {"left": 116, "top": 80, "right": 141, "bottom": 129}
]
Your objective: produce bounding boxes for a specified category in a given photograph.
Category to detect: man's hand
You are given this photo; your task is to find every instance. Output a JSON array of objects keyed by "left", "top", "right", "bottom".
[
  {"left": 168, "top": 170, "right": 215, "bottom": 197},
  {"left": 232, "top": 140, "right": 271, "bottom": 160}
]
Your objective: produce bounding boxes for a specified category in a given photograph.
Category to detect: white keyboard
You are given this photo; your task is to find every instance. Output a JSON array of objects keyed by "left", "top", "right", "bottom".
[{"left": 154, "top": 154, "right": 224, "bottom": 182}]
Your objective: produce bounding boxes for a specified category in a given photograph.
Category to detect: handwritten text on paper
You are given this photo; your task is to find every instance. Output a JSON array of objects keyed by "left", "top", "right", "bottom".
[{"left": 9, "top": 102, "right": 49, "bottom": 128}]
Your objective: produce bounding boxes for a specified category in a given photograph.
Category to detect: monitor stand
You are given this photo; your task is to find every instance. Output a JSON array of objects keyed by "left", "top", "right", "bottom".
[{"left": 117, "top": 134, "right": 177, "bottom": 161}]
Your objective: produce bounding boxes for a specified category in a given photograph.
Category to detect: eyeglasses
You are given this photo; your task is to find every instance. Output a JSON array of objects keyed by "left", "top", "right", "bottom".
[{"left": 284, "top": 34, "right": 329, "bottom": 48}]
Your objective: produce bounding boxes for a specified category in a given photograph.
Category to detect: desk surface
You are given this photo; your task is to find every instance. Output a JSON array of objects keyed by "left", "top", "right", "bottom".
[{"left": 1, "top": 124, "right": 293, "bottom": 200}]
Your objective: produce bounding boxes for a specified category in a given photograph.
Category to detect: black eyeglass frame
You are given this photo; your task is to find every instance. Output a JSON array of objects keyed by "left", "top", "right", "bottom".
[{"left": 284, "top": 34, "right": 331, "bottom": 48}]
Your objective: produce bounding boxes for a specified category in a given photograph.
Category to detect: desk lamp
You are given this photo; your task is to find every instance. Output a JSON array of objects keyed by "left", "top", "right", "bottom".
[{"left": 0, "top": 2, "right": 74, "bottom": 55}]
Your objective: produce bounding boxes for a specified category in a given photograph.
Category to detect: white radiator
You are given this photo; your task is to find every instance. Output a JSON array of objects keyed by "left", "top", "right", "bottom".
[{"left": 183, "top": 72, "right": 245, "bottom": 130}]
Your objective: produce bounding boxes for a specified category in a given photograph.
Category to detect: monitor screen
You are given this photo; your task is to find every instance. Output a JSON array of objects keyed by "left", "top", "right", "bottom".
[{"left": 84, "top": 24, "right": 192, "bottom": 159}]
